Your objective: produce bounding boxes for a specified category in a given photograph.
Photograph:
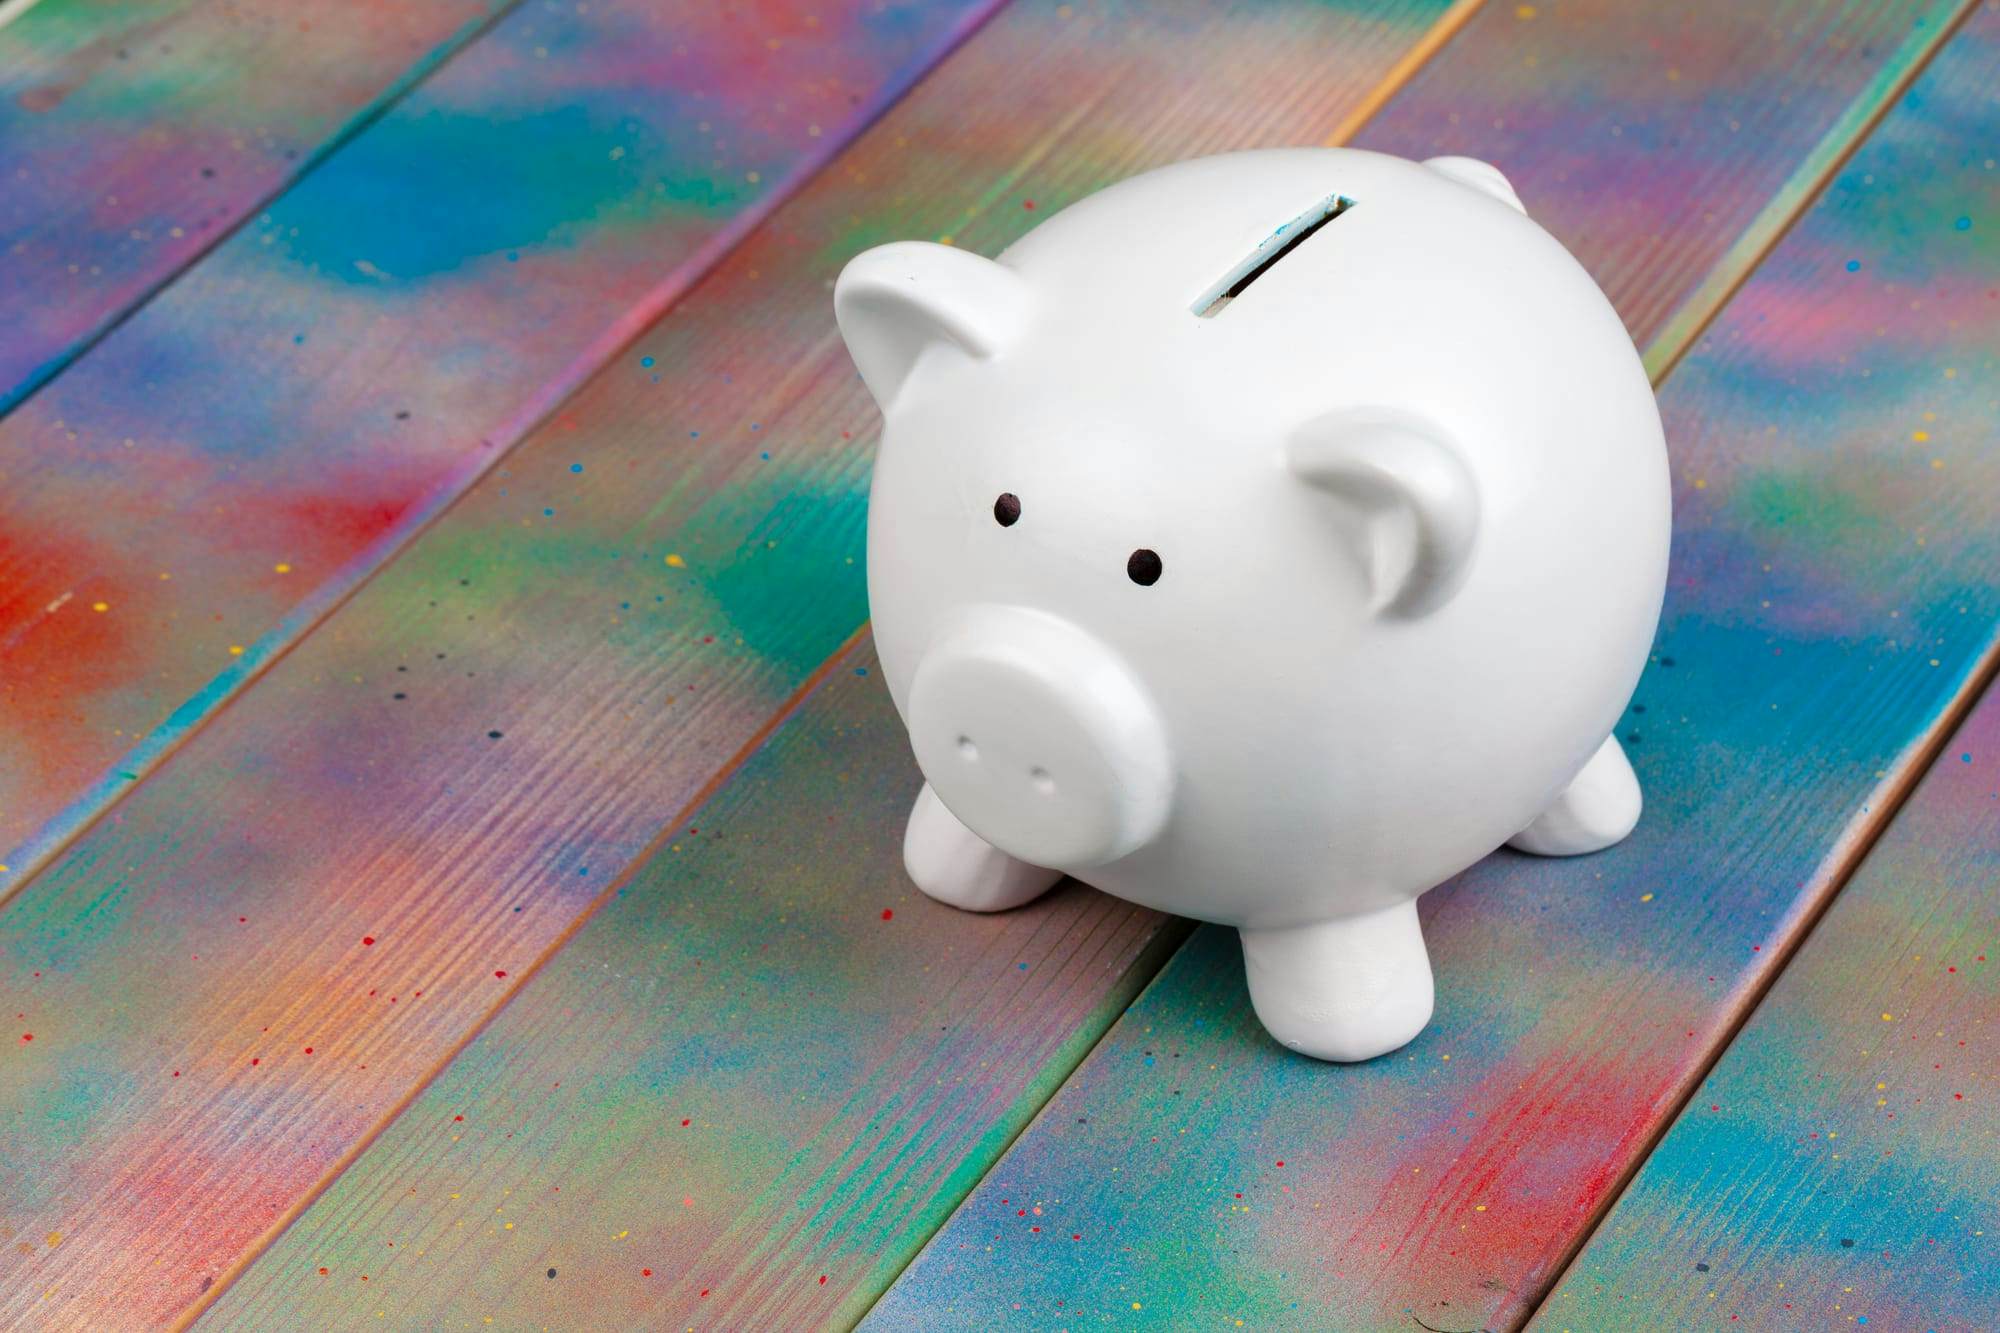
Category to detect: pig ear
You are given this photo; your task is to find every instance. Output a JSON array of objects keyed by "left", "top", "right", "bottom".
[
  {"left": 1287, "top": 410, "right": 1481, "bottom": 617},
  {"left": 834, "top": 241, "right": 1030, "bottom": 410},
  {"left": 1423, "top": 155, "right": 1526, "bottom": 215}
]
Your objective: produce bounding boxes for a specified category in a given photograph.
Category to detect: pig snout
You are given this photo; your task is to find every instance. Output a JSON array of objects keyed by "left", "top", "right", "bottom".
[{"left": 904, "top": 607, "right": 1174, "bottom": 870}]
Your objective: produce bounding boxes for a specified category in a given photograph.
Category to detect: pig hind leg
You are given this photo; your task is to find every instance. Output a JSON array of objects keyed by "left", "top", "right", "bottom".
[
  {"left": 1508, "top": 734, "right": 1642, "bottom": 857},
  {"left": 903, "top": 782, "right": 1062, "bottom": 912},
  {"left": 1239, "top": 901, "right": 1434, "bottom": 1062}
]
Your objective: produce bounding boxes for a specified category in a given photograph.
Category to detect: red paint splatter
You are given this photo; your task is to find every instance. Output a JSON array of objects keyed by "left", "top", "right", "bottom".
[
  {"left": 19, "top": 1033, "right": 31, "bottom": 1043},
  {"left": 880, "top": 908, "right": 893, "bottom": 921},
  {"left": 681, "top": 1118, "right": 690, "bottom": 1126},
  {"left": 494, "top": 970, "right": 508, "bottom": 979},
  {"left": 362, "top": 936, "right": 374, "bottom": 946},
  {"left": 304, "top": 1047, "right": 314, "bottom": 1055},
  {"left": 318, "top": 1267, "right": 328, "bottom": 1276},
  {"left": 1276, "top": 1160, "right": 1285, "bottom": 1167},
  {"left": 700, "top": 1289, "right": 710, "bottom": 1298},
  {"left": 818, "top": 1275, "right": 827, "bottom": 1286},
  {"left": 1023, "top": 199, "right": 1036, "bottom": 209},
  {"left": 454, "top": 1115, "right": 464, "bottom": 1122},
  {"left": 251, "top": 1057, "right": 260, "bottom": 1066},
  {"left": 641, "top": 1268, "right": 652, "bottom": 1277}
]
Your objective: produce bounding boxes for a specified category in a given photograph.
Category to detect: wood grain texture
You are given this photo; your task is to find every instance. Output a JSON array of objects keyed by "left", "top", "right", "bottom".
[
  {"left": 865, "top": 4, "right": 2000, "bottom": 1330},
  {"left": 1534, "top": 697, "right": 2000, "bottom": 1326},
  {"left": 0, "top": 0, "right": 1000, "bottom": 895},
  {"left": 0, "top": 0, "right": 511, "bottom": 413},
  {"left": 208, "top": 640, "right": 1191, "bottom": 1330},
  {"left": 199, "top": 0, "right": 1987, "bottom": 1327},
  {"left": 0, "top": 0, "right": 1453, "bottom": 1325},
  {"left": 1532, "top": 18, "right": 2000, "bottom": 1329}
]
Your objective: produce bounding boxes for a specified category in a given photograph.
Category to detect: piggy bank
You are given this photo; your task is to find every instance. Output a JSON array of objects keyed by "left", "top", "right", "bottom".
[{"left": 834, "top": 148, "right": 1669, "bottom": 1062}]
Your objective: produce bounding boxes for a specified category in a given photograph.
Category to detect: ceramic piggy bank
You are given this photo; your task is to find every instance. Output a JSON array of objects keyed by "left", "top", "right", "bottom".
[{"left": 834, "top": 148, "right": 1669, "bottom": 1061}]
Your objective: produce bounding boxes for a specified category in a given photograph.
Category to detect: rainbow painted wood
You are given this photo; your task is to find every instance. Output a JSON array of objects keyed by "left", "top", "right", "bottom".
[{"left": 0, "top": 0, "right": 1995, "bottom": 1328}]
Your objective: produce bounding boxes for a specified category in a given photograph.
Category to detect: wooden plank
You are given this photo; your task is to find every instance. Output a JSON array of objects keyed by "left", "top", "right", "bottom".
[
  {"left": 1533, "top": 691, "right": 2000, "bottom": 1325},
  {"left": 0, "top": 0, "right": 511, "bottom": 412},
  {"left": 864, "top": 4, "right": 2000, "bottom": 1330},
  {"left": 1530, "top": 22, "right": 2000, "bottom": 1327},
  {"left": 195, "top": 0, "right": 1989, "bottom": 1327},
  {"left": 0, "top": 1, "right": 1459, "bottom": 1326},
  {"left": 209, "top": 638, "right": 1191, "bottom": 1330},
  {"left": 0, "top": 0, "right": 1001, "bottom": 892}
]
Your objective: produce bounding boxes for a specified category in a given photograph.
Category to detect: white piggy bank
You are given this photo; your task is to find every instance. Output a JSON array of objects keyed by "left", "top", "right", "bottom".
[{"left": 835, "top": 148, "right": 1669, "bottom": 1062}]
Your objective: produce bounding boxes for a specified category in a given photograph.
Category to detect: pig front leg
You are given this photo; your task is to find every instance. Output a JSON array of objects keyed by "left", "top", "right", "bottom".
[
  {"left": 1508, "top": 734, "right": 1641, "bottom": 856},
  {"left": 1239, "top": 900, "right": 1434, "bottom": 1062},
  {"left": 902, "top": 782, "right": 1063, "bottom": 912}
]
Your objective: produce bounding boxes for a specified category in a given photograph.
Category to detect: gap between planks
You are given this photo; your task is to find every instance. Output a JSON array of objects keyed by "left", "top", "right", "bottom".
[{"left": 0, "top": 0, "right": 526, "bottom": 416}]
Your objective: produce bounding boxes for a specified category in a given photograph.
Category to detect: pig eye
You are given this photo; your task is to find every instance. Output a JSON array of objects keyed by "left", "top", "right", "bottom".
[
  {"left": 993, "top": 492, "right": 1021, "bottom": 527},
  {"left": 1126, "top": 548, "right": 1163, "bottom": 586}
]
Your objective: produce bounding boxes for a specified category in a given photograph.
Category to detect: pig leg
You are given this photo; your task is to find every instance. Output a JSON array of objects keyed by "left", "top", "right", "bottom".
[
  {"left": 903, "top": 782, "right": 1062, "bottom": 912},
  {"left": 1508, "top": 734, "right": 1642, "bottom": 856},
  {"left": 1238, "top": 901, "right": 1434, "bottom": 1062}
]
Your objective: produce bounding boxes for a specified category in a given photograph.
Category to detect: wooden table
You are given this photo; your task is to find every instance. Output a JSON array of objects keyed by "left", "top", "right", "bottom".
[{"left": 2, "top": 1, "right": 1994, "bottom": 1327}]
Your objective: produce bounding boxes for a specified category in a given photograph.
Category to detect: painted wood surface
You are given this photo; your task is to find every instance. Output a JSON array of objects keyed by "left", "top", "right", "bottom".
[
  {"left": 190, "top": 0, "right": 1991, "bottom": 1327},
  {"left": 0, "top": 1, "right": 1457, "bottom": 1325},
  {"left": 1535, "top": 688, "right": 2000, "bottom": 1327},
  {"left": 866, "top": 4, "right": 2000, "bottom": 1330},
  {"left": 210, "top": 639, "right": 1191, "bottom": 1330},
  {"left": 0, "top": 0, "right": 1000, "bottom": 896},
  {"left": 0, "top": 0, "right": 511, "bottom": 413},
  {"left": 1531, "top": 25, "right": 2000, "bottom": 1329}
]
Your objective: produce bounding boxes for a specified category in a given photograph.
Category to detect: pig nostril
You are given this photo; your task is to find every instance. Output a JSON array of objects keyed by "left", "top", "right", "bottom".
[
  {"left": 956, "top": 735, "right": 979, "bottom": 761},
  {"left": 1029, "top": 766, "right": 1055, "bottom": 794}
]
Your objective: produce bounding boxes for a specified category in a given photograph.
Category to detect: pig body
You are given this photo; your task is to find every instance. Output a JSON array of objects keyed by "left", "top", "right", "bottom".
[{"left": 836, "top": 148, "right": 1669, "bottom": 1061}]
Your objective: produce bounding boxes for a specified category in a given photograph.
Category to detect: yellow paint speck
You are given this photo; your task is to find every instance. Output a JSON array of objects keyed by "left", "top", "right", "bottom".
[
  {"left": 45, "top": 1233, "right": 60, "bottom": 1247},
  {"left": 664, "top": 553, "right": 686, "bottom": 568},
  {"left": 1693, "top": 477, "right": 1707, "bottom": 489},
  {"left": 1132, "top": 1304, "right": 1143, "bottom": 1311},
  {"left": 275, "top": 563, "right": 291, "bottom": 574},
  {"left": 1933, "top": 458, "right": 1946, "bottom": 469},
  {"left": 1882, "top": 1013, "right": 1894, "bottom": 1022},
  {"left": 92, "top": 601, "right": 109, "bottom": 613},
  {"left": 1877, "top": 1082, "right": 1887, "bottom": 1089},
  {"left": 1475, "top": 1204, "right": 1488, "bottom": 1212},
  {"left": 1640, "top": 892, "right": 1654, "bottom": 902},
  {"left": 1516, "top": 3, "right": 1538, "bottom": 16},
  {"left": 1913, "top": 430, "right": 1930, "bottom": 442},
  {"left": 503, "top": 1222, "right": 514, "bottom": 1230},
  {"left": 229, "top": 645, "right": 245, "bottom": 656}
]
